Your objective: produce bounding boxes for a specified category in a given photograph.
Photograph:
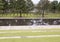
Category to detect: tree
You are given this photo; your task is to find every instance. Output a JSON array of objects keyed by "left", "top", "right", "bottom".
[
  {"left": 0, "top": 0, "right": 3, "bottom": 13},
  {"left": 10, "top": 0, "right": 17, "bottom": 13},
  {"left": 2, "top": 0, "right": 8, "bottom": 13},
  {"left": 0, "top": 0, "right": 3, "bottom": 9},
  {"left": 9, "top": 0, "right": 27, "bottom": 16},
  {"left": 0, "top": 0, "right": 6, "bottom": 13},
  {"left": 15, "top": 0, "right": 27, "bottom": 17},
  {"left": 26, "top": 0, "right": 34, "bottom": 13},
  {"left": 57, "top": 2, "right": 60, "bottom": 12},
  {"left": 50, "top": 0, "right": 58, "bottom": 13},
  {"left": 37, "top": 0, "right": 49, "bottom": 17},
  {"left": 5, "top": 0, "right": 34, "bottom": 16}
]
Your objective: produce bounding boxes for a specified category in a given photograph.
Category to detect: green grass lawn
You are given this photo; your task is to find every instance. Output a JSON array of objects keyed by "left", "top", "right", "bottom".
[
  {"left": 44, "top": 13, "right": 60, "bottom": 18},
  {"left": 0, "top": 13, "right": 60, "bottom": 18},
  {"left": 0, "top": 29, "right": 60, "bottom": 42},
  {"left": 0, "top": 29, "right": 60, "bottom": 36},
  {"left": 0, "top": 13, "right": 41, "bottom": 18},
  {"left": 0, "top": 37, "right": 60, "bottom": 42},
  {"left": 0, "top": 32, "right": 60, "bottom": 36}
]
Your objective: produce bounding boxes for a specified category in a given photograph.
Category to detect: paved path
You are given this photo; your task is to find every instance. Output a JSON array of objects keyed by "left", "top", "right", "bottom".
[{"left": 0, "top": 25, "right": 60, "bottom": 30}]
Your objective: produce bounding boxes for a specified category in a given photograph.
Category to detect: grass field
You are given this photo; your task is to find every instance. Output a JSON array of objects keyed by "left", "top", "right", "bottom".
[
  {"left": 0, "top": 13, "right": 60, "bottom": 18},
  {"left": 0, "top": 28, "right": 60, "bottom": 42},
  {"left": 0, "top": 37, "right": 60, "bottom": 42}
]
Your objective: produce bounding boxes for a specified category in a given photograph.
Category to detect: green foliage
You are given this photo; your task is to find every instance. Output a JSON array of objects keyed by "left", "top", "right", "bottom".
[
  {"left": 37, "top": 0, "right": 50, "bottom": 13},
  {"left": 49, "top": 0, "right": 58, "bottom": 13},
  {"left": 37, "top": 0, "right": 60, "bottom": 13},
  {"left": 0, "top": 0, "right": 34, "bottom": 14},
  {"left": 0, "top": 0, "right": 8, "bottom": 13},
  {"left": 0, "top": 0, "right": 5, "bottom": 10},
  {"left": 16, "top": 0, "right": 26, "bottom": 12},
  {"left": 57, "top": 2, "right": 60, "bottom": 11},
  {"left": 26, "top": 0, "right": 34, "bottom": 12}
]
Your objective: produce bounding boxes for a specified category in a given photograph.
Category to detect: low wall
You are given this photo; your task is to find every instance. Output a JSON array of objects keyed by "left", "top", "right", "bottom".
[{"left": 0, "top": 25, "right": 60, "bottom": 30}]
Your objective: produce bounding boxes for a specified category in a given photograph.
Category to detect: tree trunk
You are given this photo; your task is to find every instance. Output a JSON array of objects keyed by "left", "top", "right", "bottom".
[
  {"left": 42, "top": 9, "right": 44, "bottom": 18},
  {"left": 20, "top": 10, "right": 22, "bottom": 17}
]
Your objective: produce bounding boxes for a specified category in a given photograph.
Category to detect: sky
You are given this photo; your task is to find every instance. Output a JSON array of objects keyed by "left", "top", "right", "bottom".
[{"left": 32, "top": 0, "right": 60, "bottom": 4}]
